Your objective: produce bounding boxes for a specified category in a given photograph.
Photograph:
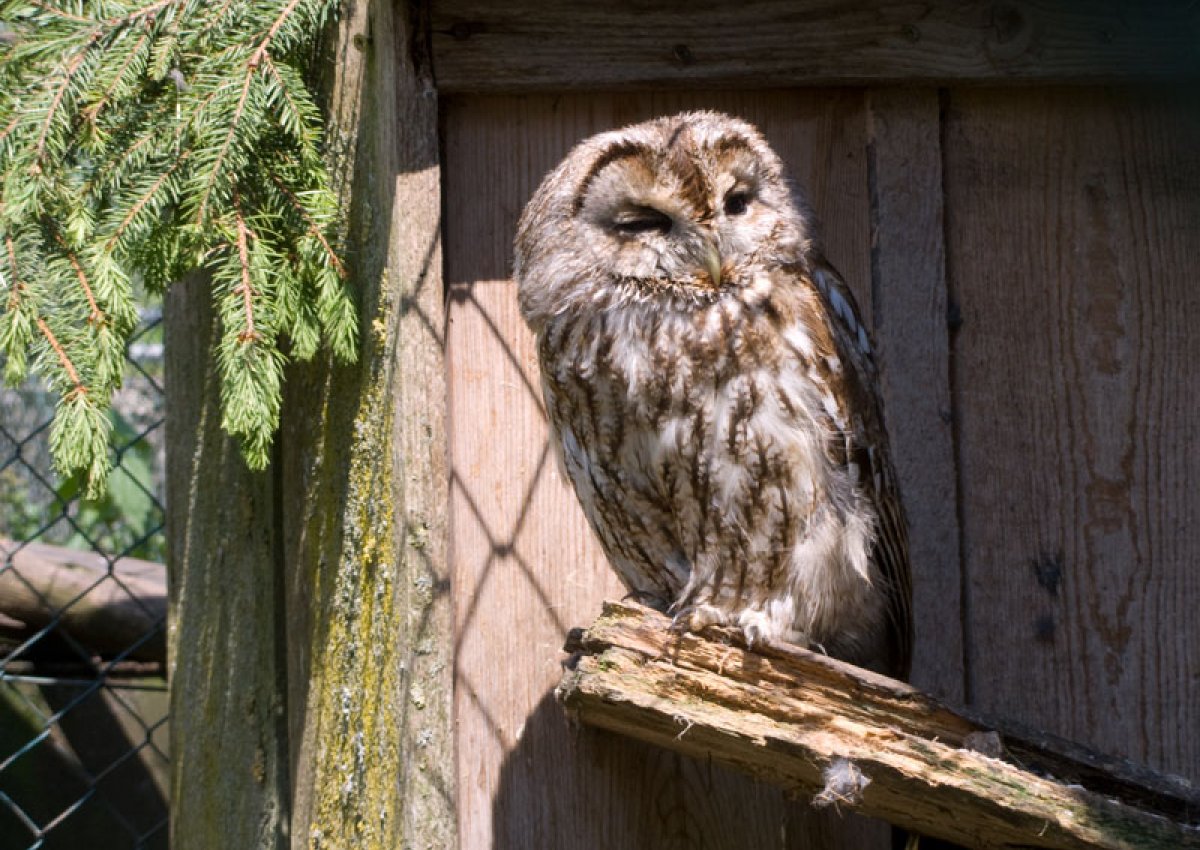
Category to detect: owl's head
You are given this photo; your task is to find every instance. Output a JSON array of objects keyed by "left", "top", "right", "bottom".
[{"left": 515, "top": 111, "right": 816, "bottom": 331}]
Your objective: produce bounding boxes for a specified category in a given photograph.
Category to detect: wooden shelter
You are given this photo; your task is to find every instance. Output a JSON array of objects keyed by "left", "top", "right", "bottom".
[{"left": 166, "top": 2, "right": 1200, "bottom": 848}]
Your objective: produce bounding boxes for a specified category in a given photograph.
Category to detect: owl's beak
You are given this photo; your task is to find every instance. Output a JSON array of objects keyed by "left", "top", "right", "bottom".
[{"left": 701, "top": 239, "right": 722, "bottom": 288}]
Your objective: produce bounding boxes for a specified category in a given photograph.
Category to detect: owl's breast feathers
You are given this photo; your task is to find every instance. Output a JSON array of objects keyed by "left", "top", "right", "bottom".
[{"left": 537, "top": 259, "right": 912, "bottom": 676}]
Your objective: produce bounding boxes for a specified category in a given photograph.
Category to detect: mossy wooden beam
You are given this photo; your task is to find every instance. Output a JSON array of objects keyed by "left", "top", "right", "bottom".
[
  {"left": 557, "top": 601, "right": 1200, "bottom": 850},
  {"left": 166, "top": 1, "right": 454, "bottom": 847},
  {"left": 281, "top": 0, "right": 455, "bottom": 846}
]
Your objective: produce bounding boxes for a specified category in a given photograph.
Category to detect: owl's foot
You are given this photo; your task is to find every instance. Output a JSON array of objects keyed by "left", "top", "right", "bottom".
[
  {"left": 658, "top": 604, "right": 732, "bottom": 660},
  {"left": 718, "top": 607, "right": 814, "bottom": 653},
  {"left": 670, "top": 603, "right": 729, "bottom": 635}
]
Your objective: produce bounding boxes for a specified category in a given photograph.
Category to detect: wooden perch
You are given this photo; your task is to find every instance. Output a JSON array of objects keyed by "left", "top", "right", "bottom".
[
  {"left": 557, "top": 601, "right": 1200, "bottom": 850},
  {"left": 0, "top": 538, "right": 165, "bottom": 663}
]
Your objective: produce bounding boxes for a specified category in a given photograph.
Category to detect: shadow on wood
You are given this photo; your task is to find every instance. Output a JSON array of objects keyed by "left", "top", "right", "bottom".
[
  {"left": 492, "top": 685, "right": 887, "bottom": 849},
  {"left": 557, "top": 601, "right": 1200, "bottom": 850}
]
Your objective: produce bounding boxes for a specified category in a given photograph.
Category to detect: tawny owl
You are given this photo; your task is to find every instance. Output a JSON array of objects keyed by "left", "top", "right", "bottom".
[{"left": 515, "top": 111, "right": 912, "bottom": 678}]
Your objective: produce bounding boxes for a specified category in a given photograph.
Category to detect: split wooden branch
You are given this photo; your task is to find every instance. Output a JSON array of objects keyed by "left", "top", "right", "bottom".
[
  {"left": 0, "top": 538, "right": 165, "bottom": 662},
  {"left": 557, "top": 601, "right": 1200, "bottom": 850}
]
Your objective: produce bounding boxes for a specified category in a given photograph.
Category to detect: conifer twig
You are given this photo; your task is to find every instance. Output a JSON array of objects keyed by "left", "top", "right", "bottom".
[
  {"left": 233, "top": 198, "right": 258, "bottom": 343},
  {"left": 251, "top": 0, "right": 305, "bottom": 67},
  {"left": 193, "top": 66, "right": 255, "bottom": 225},
  {"left": 52, "top": 230, "right": 103, "bottom": 323},
  {"left": 104, "top": 152, "right": 190, "bottom": 250},
  {"left": 269, "top": 171, "right": 346, "bottom": 279},
  {"left": 27, "top": 0, "right": 95, "bottom": 25},
  {"left": 36, "top": 316, "right": 85, "bottom": 393},
  {"left": 32, "top": 42, "right": 100, "bottom": 170},
  {"left": 0, "top": 114, "right": 20, "bottom": 149},
  {"left": 84, "top": 20, "right": 154, "bottom": 124},
  {"left": 109, "top": 0, "right": 178, "bottom": 29},
  {"left": 0, "top": 0, "right": 356, "bottom": 491}
]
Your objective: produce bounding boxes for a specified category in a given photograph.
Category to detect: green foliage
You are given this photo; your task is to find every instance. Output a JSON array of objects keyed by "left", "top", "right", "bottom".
[
  {"left": 54, "top": 407, "right": 167, "bottom": 561},
  {"left": 0, "top": 0, "right": 356, "bottom": 497}
]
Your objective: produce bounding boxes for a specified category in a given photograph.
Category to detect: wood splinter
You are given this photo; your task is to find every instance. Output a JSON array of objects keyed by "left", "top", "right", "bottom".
[{"left": 556, "top": 601, "right": 1200, "bottom": 850}]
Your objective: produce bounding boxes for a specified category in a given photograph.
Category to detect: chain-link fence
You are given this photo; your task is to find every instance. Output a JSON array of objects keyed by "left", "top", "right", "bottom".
[{"left": 0, "top": 305, "right": 168, "bottom": 850}]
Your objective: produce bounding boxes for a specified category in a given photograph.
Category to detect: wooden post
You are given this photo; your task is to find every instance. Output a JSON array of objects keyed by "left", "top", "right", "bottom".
[
  {"left": 166, "top": 0, "right": 455, "bottom": 847},
  {"left": 165, "top": 272, "right": 289, "bottom": 848},
  {"left": 559, "top": 601, "right": 1200, "bottom": 850}
]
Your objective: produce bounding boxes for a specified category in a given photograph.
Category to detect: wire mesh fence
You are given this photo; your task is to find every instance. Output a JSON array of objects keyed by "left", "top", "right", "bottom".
[{"left": 0, "top": 305, "right": 168, "bottom": 850}]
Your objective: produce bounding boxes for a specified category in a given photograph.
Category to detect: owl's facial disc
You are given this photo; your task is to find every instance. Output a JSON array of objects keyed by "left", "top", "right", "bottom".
[{"left": 572, "top": 127, "right": 791, "bottom": 293}]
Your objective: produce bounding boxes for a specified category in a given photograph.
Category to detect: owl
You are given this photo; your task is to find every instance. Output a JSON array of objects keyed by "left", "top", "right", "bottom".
[{"left": 515, "top": 111, "right": 912, "bottom": 678}]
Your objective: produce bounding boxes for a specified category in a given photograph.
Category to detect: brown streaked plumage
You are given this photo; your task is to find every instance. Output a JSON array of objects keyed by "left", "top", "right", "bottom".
[{"left": 515, "top": 111, "right": 912, "bottom": 677}]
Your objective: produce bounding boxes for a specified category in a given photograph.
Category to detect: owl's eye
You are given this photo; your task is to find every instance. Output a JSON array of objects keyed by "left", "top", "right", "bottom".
[
  {"left": 724, "top": 191, "right": 751, "bottom": 216},
  {"left": 612, "top": 207, "right": 673, "bottom": 236}
]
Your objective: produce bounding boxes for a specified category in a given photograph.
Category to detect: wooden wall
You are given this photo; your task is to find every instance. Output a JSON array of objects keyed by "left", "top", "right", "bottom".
[
  {"left": 441, "top": 69, "right": 1200, "bottom": 850},
  {"left": 445, "top": 92, "right": 899, "bottom": 849},
  {"left": 944, "top": 87, "right": 1200, "bottom": 771}
]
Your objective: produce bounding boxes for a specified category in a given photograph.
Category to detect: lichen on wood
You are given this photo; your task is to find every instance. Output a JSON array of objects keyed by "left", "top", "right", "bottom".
[
  {"left": 557, "top": 601, "right": 1200, "bottom": 850},
  {"left": 167, "top": 0, "right": 453, "bottom": 847}
]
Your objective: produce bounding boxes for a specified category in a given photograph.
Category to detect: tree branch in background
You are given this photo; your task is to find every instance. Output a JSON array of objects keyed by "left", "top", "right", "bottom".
[{"left": 0, "top": 537, "right": 165, "bottom": 663}]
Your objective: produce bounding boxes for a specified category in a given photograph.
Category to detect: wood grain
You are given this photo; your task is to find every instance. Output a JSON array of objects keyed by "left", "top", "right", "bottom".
[
  {"left": 443, "top": 91, "right": 883, "bottom": 849},
  {"left": 429, "top": 0, "right": 1200, "bottom": 93},
  {"left": 944, "top": 86, "right": 1200, "bottom": 781},
  {"left": 865, "top": 88, "right": 962, "bottom": 701},
  {"left": 560, "top": 601, "right": 1200, "bottom": 850},
  {"left": 279, "top": 0, "right": 457, "bottom": 846},
  {"left": 165, "top": 273, "right": 288, "bottom": 850}
]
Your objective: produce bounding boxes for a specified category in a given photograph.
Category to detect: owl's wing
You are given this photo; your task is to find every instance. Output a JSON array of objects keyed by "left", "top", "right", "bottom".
[{"left": 802, "top": 256, "right": 913, "bottom": 679}]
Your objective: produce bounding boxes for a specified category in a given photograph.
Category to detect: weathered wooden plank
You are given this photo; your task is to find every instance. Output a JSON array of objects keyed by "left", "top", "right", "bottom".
[
  {"left": 444, "top": 91, "right": 889, "bottom": 849},
  {"left": 865, "top": 88, "right": 962, "bottom": 702},
  {"left": 0, "top": 538, "right": 165, "bottom": 662},
  {"left": 279, "top": 0, "right": 456, "bottom": 847},
  {"left": 944, "top": 86, "right": 1200, "bottom": 781},
  {"left": 429, "top": 0, "right": 1200, "bottom": 93},
  {"left": 558, "top": 601, "right": 1200, "bottom": 850},
  {"left": 165, "top": 273, "right": 289, "bottom": 850}
]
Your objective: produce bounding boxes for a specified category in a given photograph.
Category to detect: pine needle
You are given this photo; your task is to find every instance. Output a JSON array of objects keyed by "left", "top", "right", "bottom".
[{"left": 0, "top": 0, "right": 357, "bottom": 493}]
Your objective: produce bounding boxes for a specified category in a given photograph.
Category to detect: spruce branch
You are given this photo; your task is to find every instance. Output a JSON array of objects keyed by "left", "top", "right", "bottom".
[
  {"left": 27, "top": 0, "right": 90, "bottom": 23},
  {"left": 192, "top": 64, "right": 255, "bottom": 226},
  {"left": 52, "top": 228, "right": 104, "bottom": 325},
  {"left": 269, "top": 172, "right": 345, "bottom": 280},
  {"left": 0, "top": 114, "right": 19, "bottom": 149},
  {"left": 27, "top": 0, "right": 96, "bottom": 24},
  {"left": 31, "top": 42, "right": 96, "bottom": 170},
  {"left": 36, "top": 315, "right": 84, "bottom": 392},
  {"left": 83, "top": 20, "right": 153, "bottom": 124},
  {"left": 0, "top": 0, "right": 358, "bottom": 494},
  {"left": 251, "top": 0, "right": 306, "bottom": 66},
  {"left": 101, "top": 0, "right": 178, "bottom": 30},
  {"left": 233, "top": 196, "right": 260, "bottom": 343},
  {"left": 103, "top": 151, "right": 189, "bottom": 251}
]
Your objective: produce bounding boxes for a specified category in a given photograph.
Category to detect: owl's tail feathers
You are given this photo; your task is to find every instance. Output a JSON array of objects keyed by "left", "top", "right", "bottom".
[
  {"left": 621, "top": 588, "right": 671, "bottom": 613},
  {"left": 892, "top": 828, "right": 968, "bottom": 850}
]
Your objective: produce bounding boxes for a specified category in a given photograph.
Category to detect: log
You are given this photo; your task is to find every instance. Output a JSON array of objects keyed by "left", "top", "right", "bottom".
[
  {"left": 0, "top": 537, "right": 165, "bottom": 662},
  {"left": 557, "top": 601, "right": 1200, "bottom": 850}
]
